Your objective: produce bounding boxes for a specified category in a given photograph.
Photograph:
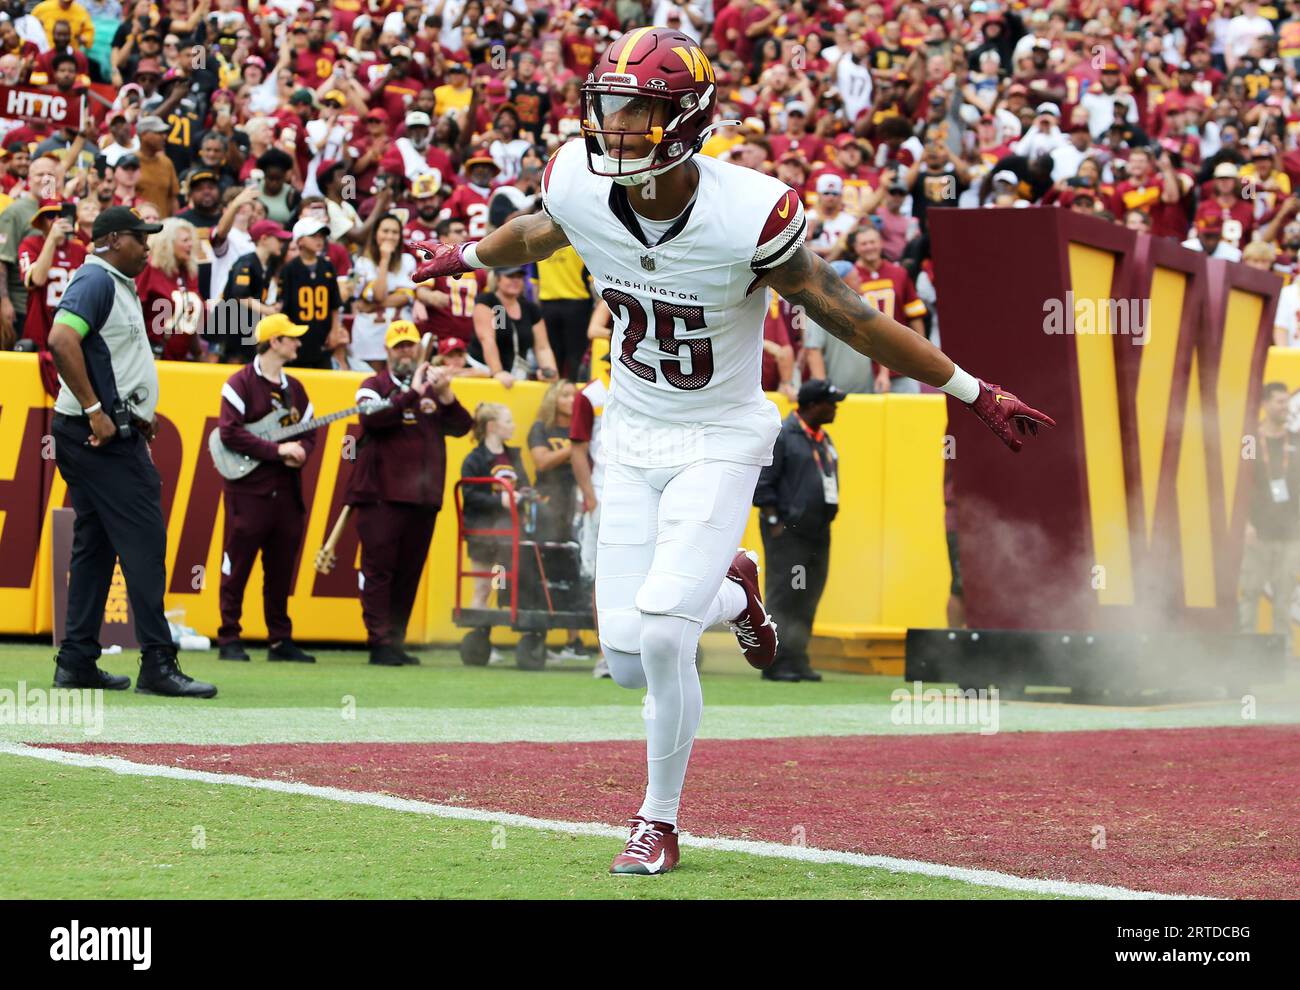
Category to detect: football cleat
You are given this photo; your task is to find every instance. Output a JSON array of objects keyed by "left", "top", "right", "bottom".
[
  {"left": 968, "top": 379, "right": 1056, "bottom": 453},
  {"left": 726, "top": 549, "right": 778, "bottom": 670},
  {"left": 610, "top": 816, "right": 680, "bottom": 875},
  {"left": 407, "top": 238, "right": 476, "bottom": 283}
]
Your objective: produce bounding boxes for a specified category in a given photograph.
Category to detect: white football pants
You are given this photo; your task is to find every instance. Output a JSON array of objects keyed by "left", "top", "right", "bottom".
[{"left": 594, "top": 458, "right": 758, "bottom": 826}]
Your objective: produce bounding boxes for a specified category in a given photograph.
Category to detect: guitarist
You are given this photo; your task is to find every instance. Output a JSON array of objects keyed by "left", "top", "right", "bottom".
[
  {"left": 345, "top": 320, "right": 474, "bottom": 666},
  {"left": 215, "top": 314, "right": 320, "bottom": 664}
]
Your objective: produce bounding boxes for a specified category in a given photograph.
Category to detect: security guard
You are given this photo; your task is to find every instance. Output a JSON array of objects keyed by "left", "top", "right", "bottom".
[
  {"left": 46, "top": 206, "right": 217, "bottom": 698},
  {"left": 752, "top": 380, "right": 846, "bottom": 683},
  {"left": 345, "top": 321, "right": 473, "bottom": 666}
]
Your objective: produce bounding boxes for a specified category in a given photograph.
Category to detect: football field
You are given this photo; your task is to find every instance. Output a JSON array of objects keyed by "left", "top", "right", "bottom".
[{"left": 2, "top": 642, "right": 1297, "bottom": 900}]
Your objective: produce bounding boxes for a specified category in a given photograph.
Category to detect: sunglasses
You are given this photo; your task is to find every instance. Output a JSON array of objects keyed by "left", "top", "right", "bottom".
[{"left": 115, "top": 229, "right": 149, "bottom": 244}]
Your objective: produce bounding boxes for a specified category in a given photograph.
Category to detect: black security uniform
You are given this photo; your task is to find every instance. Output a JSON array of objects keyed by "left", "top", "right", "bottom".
[
  {"left": 754, "top": 405, "right": 841, "bottom": 680},
  {"left": 48, "top": 207, "right": 216, "bottom": 698}
]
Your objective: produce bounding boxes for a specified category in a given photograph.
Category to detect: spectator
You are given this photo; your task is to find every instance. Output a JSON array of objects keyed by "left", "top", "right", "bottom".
[
  {"left": 278, "top": 217, "right": 344, "bottom": 369},
  {"left": 30, "top": 0, "right": 92, "bottom": 52},
  {"left": 138, "top": 216, "right": 203, "bottom": 360},
  {"left": 176, "top": 167, "right": 224, "bottom": 298},
  {"left": 536, "top": 241, "right": 592, "bottom": 383},
  {"left": 351, "top": 214, "right": 417, "bottom": 370},
  {"left": 415, "top": 215, "right": 486, "bottom": 342},
  {"left": 753, "top": 380, "right": 846, "bottom": 683},
  {"left": 221, "top": 218, "right": 291, "bottom": 364},
  {"left": 529, "top": 378, "right": 588, "bottom": 660},
  {"left": 18, "top": 199, "right": 84, "bottom": 351},
  {"left": 461, "top": 402, "right": 530, "bottom": 611},
  {"left": 431, "top": 335, "right": 489, "bottom": 378},
  {"left": 253, "top": 148, "right": 299, "bottom": 226},
  {"left": 1184, "top": 214, "right": 1244, "bottom": 260},
  {"left": 810, "top": 227, "right": 926, "bottom": 394},
  {"left": 206, "top": 185, "right": 263, "bottom": 337},
  {"left": 0, "top": 152, "right": 60, "bottom": 348},
  {"left": 134, "top": 115, "right": 179, "bottom": 219},
  {"left": 806, "top": 173, "right": 857, "bottom": 259},
  {"left": 471, "top": 266, "right": 558, "bottom": 387},
  {"left": 1195, "top": 162, "right": 1254, "bottom": 250},
  {"left": 1275, "top": 259, "right": 1300, "bottom": 347}
]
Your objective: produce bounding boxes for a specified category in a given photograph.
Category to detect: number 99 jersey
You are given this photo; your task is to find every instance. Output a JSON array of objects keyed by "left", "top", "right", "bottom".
[{"left": 540, "top": 138, "right": 807, "bottom": 468}]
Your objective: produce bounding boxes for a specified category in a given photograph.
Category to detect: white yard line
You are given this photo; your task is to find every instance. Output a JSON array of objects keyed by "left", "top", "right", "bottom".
[
  {"left": 2, "top": 700, "right": 1295, "bottom": 745},
  {"left": 1, "top": 742, "right": 1198, "bottom": 901}
]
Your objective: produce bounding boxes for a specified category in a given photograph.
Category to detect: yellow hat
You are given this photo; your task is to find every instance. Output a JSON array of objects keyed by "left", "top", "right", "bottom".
[
  {"left": 256, "top": 313, "right": 309, "bottom": 343},
  {"left": 385, "top": 320, "right": 421, "bottom": 349}
]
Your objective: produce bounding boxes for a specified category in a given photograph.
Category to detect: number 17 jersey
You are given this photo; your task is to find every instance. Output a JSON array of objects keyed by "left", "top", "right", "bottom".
[{"left": 540, "top": 138, "right": 807, "bottom": 468}]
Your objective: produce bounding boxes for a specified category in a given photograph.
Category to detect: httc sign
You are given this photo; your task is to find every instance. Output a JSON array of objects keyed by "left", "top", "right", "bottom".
[{"left": 0, "top": 84, "right": 83, "bottom": 129}]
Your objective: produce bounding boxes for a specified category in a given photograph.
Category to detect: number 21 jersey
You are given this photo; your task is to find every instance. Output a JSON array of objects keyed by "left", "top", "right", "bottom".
[{"left": 540, "top": 138, "right": 806, "bottom": 467}]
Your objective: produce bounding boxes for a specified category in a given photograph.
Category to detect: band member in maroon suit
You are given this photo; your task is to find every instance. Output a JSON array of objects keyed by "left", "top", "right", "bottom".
[
  {"left": 345, "top": 320, "right": 474, "bottom": 666},
  {"left": 215, "top": 314, "right": 319, "bottom": 663}
]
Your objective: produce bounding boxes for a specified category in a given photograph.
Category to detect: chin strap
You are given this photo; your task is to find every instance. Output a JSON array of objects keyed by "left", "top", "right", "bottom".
[{"left": 692, "top": 119, "right": 742, "bottom": 153}]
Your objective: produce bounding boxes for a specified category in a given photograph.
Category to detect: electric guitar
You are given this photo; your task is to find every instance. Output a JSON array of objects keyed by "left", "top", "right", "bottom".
[{"left": 207, "top": 398, "right": 391, "bottom": 481}]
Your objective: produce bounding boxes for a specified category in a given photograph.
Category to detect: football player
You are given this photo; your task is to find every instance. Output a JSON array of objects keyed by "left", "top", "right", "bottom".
[{"left": 408, "top": 28, "right": 1053, "bottom": 876}]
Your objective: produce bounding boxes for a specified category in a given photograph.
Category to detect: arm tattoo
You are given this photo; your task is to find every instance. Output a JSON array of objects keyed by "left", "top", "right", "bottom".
[
  {"left": 510, "top": 210, "right": 571, "bottom": 260},
  {"left": 763, "top": 246, "right": 882, "bottom": 353}
]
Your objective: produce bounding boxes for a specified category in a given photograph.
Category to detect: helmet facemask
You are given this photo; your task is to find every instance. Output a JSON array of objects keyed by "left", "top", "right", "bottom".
[{"left": 582, "top": 83, "right": 710, "bottom": 186}]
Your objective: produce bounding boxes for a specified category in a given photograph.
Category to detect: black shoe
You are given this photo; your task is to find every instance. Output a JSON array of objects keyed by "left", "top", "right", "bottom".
[
  {"left": 136, "top": 649, "right": 217, "bottom": 699},
  {"left": 761, "top": 668, "right": 802, "bottom": 683},
  {"left": 268, "top": 640, "right": 316, "bottom": 663},
  {"left": 797, "top": 669, "right": 823, "bottom": 682},
  {"left": 53, "top": 661, "right": 130, "bottom": 690},
  {"left": 218, "top": 642, "right": 250, "bottom": 662},
  {"left": 368, "top": 645, "right": 405, "bottom": 666},
  {"left": 398, "top": 649, "right": 421, "bottom": 666}
]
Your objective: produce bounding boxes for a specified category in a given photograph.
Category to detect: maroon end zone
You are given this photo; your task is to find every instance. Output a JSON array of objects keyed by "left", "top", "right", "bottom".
[{"left": 43, "top": 725, "right": 1300, "bottom": 898}]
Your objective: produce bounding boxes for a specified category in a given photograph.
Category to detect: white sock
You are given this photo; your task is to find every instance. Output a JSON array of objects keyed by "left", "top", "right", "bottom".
[
  {"left": 702, "top": 579, "right": 746, "bottom": 628},
  {"left": 636, "top": 612, "right": 704, "bottom": 828}
]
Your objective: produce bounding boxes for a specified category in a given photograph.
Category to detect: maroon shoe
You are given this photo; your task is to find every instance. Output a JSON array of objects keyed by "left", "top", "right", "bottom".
[
  {"left": 610, "top": 817, "right": 680, "bottom": 875},
  {"left": 726, "top": 549, "right": 778, "bottom": 670}
]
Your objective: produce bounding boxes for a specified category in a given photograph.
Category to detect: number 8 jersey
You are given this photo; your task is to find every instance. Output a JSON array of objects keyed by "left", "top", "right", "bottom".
[{"left": 540, "top": 137, "right": 807, "bottom": 468}]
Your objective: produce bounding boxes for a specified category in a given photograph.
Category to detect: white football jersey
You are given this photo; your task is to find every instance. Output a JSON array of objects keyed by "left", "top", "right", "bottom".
[{"left": 541, "top": 138, "right": 806, "bottom": 467}]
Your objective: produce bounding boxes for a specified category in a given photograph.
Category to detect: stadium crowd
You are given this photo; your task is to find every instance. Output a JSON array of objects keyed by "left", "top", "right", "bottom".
[{"left": 3, "top": 0, "right": 1300, "bottom": 386}]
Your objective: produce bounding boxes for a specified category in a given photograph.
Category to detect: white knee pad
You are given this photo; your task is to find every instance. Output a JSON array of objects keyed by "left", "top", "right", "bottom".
[{"left": 598, "top": 606, "right": 642, "bottom": 657}]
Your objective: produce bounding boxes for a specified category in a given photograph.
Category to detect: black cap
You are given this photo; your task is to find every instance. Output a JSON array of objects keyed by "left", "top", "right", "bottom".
[
  {"left": 187, "top": 168, "right": 220, "bottom": 186},
  {"left": 92, "top": 206, "right": 163, "bottom": 240},
  {"left": 798, "top": 379, "right": 847, "bottom": 406},
  {"left": 116, "top": 153, "right": 141, "bottom": 169}
]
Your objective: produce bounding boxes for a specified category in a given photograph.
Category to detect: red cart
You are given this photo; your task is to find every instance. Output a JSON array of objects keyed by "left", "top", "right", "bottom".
[{"left": 451, "top": 476, "right": 593, "bottom": 670}]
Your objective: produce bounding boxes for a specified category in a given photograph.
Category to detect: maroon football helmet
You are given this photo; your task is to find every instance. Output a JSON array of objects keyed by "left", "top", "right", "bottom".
[{"left": 580, "top": 27, "right": 721, "bottom": 186}]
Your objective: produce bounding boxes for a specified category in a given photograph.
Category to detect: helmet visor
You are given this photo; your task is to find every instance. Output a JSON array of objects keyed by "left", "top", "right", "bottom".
[{"left": 589, "top": 92, "right": 663, "bottom": 133}]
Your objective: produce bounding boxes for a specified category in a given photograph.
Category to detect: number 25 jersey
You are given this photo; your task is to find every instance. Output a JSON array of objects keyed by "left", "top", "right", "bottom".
[{"left": 540, "top": 138, "right": 807, "bottom": 467}]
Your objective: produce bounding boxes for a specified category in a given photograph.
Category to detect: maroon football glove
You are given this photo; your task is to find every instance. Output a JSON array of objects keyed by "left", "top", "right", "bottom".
[
  {"left": 408, "top": 238, "right": 476, "bottom": 283},
  {"left": 968, "top": 379, "right": 1056, "bottom": 453}
]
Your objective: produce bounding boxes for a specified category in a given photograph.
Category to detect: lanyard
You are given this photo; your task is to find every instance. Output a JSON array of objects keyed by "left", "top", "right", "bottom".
[
  {"left": 1261, "top": 431, "right": 1289, "bottom": 479},
  {"left": 795, "top": 413, "right": 832, "bottom": 477}
]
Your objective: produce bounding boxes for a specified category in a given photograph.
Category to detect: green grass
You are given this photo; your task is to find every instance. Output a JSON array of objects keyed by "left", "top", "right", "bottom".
[
  {"left": 0, "top": 755, "right": 1052, "bottom": 899},
  {"left": 0, "top": 640, "right": 902, "bottom": 710}
]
